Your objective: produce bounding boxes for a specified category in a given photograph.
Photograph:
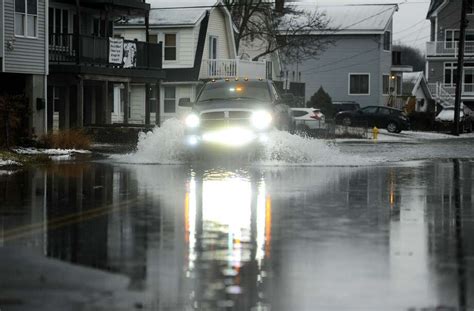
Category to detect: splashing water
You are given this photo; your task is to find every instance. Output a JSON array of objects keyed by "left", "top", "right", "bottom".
[
  {"left": 113, "top": 118, "right": 372, "bottom": 166},
  {"left": 114, "top": 119, "right": 188, "bottom": 164}
]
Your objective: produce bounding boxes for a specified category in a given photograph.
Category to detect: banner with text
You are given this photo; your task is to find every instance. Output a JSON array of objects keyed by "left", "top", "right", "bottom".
[{"left": 109, "top": 38, "right": 124, "bottom": 64}]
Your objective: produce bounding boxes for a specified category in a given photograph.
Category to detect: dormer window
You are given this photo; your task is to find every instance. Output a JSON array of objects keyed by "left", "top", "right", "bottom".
[{"left": 164, "top": 34, "right": 177, "bottom": 61}]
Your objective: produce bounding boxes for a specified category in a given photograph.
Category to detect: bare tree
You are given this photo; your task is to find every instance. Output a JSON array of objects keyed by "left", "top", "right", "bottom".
[
  {"left": 393, "top": 44, "right": 425, "bottom": 72},
  {"left": 223, "top": 0, "right": 331, "bottom": 62}
]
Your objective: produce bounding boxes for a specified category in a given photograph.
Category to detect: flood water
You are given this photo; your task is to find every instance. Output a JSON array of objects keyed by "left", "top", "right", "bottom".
[{"left": 1, "top": 151, "right": 474, "bottom": 310}]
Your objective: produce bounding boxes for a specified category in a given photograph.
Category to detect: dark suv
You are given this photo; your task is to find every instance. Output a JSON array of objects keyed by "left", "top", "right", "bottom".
[
  {"left": 182, "top": 79, "right": 294, "bottom": 147},
  {"left": 335, "top": 106, "right": 410, "bottom": 133}
]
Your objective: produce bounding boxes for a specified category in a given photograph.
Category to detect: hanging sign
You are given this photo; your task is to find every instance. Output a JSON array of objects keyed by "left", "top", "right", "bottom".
[{"left": 109, "top": 37, "right": 124, "bottom": 64}]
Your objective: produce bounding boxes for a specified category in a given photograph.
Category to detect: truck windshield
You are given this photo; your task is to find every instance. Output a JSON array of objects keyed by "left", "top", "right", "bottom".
[{"left": 197, "top": 81, "right": 271, "bottom": 103}]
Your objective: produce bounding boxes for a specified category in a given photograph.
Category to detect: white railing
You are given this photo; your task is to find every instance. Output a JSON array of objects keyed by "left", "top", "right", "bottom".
[
  {"left": 200, "top": 59, "right": 268, "bottom": 80},
  {"left": 428, "top": 82, "right": 455, "bottom": 107},
  {"left": 426, "top": 41, "right": 474, "bottom": 57}
]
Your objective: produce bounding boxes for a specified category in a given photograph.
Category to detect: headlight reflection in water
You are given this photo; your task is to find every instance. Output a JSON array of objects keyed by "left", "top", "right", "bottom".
[{"left": 185, "top": 171, "right": 272, "bottom": 276}]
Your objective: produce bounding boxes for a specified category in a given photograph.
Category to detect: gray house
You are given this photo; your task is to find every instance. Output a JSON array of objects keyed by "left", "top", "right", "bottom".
[
  {"left": 0, "top": 0, "right": 48, "bottom": 136},
  {"left": 282, "top": 3, "right": 407, "bottom": 108},
  {"left": 425, "top": 0, "right": 474, "bottom": 108}
]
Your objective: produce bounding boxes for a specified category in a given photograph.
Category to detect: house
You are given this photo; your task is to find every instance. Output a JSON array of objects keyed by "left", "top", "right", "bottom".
[
  {"left": 425, "top": 0, "right": 474, "bottom": 108},
  {"left": 281, "top": 3, "right": 406, "bottom": 108},
  {"left": 402, "top": 71, "right": 435, "bottom": 113},
  {"left": 47, "top": 0, "right": 165, "bottom": 131},
  {"left": 0, "top": 0, "right": 48, "bottom": 136},
  {"left": 115, "top": 0, "right": 272, "bottom": 123}
]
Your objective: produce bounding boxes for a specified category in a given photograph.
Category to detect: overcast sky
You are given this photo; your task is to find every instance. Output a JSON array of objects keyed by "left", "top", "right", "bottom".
[{"left": 299, "top": 0, "right": 431, "bottom": 52}]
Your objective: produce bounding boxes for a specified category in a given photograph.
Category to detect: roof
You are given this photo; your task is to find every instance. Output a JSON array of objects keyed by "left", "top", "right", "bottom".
[
  {"left": 426, "top": 0, "right": 445, "bottom": 18},
  {"left": 283, "top": 3, "right": 398, "bottom": 34},
  {"left": 402, "top": 71, "right": 432, "bottom": 99},
  {"left": 117, "top": 0, "right": 218, "bottom": 27}
]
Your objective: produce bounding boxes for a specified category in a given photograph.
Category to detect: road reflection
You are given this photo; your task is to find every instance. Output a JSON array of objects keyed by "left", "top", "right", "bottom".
[{"left": 0, "top": 160, "right": 473, "bottom": 309}]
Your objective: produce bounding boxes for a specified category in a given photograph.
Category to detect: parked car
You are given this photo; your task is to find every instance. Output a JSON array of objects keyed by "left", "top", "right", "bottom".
[
  {"left": 335, "top": 106, "right": 410, "bottom": 133},
  {"left": 332, "top": 101, "right": 361, "bottom": 114},
  {"left": 180, "top": 79, "right": 295, "bottom": 148},
  {"left": 435, "top": 106, "right": 473, "bottom": 133},
  {"left": 291, "top": 108, "right": 325, "bottom": 135}
]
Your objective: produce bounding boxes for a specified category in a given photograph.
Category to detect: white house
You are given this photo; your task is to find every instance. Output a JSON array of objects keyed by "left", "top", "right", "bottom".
[
  {"left": 402, "top": 72, "right": 435, "bottom": 113},
  {"left": 115, "top": 0, "right": 271, "bottom": 124}
]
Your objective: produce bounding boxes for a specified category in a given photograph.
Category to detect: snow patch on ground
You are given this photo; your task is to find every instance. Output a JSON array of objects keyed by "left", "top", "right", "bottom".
[
  {"left": 13, "top": 147, "right": 91, "bottom": 155},
  {"left": 0, "top": 159, "right": 20, "bottom": 167},
  {"left": 337, "top": 130, "right": 474, "bottom": 143}
]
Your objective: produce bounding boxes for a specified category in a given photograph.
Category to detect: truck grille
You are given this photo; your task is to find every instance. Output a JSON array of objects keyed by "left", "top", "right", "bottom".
[{"left": 200, "top": 111, "right": 252, "bottom": 130}]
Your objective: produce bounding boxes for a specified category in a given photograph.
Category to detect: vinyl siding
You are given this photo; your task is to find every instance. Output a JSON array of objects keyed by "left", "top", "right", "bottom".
[
  {"left": 4, "top": 0, "right": 46, "bottom": 74},
  {"left": 1, "top": 0, "right": 4, "bottom": 59},
  {"left": 284, "top": 35, "right": 385, "bottom": 107},
  {"left": 426, "top": 61, "right": 444, "bottom": 84},
  {"left": 159, "top": 83, "right": 195, "bottom": 122},
  {"left": 379, "top": 20, "right": 393, "bottom": 106},
  {"left": 436, "top": 0, "right": 474, "bottom": 42},
  {"left": 203, "top": 7, "right": 232, "bottom": 60},
  {"left": 161, "top": 27, "right": 195, "bottom": 68},
  {"left": 117, "top": 27, "right": 196, "bottom": 68}
]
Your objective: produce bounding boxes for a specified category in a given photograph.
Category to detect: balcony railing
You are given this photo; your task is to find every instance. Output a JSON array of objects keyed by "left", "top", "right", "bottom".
[
  {"left": 200, "top": 59, "right": 271, "bottom": 80},
  {"left": 429, "top": 83, "right": 474, "bottom": 95},
  {"left": 426, "top": 41, "right": 474, "bottom": 57},
  {"left": 49, "top": 34, "right": 162, "bottom": 70}
]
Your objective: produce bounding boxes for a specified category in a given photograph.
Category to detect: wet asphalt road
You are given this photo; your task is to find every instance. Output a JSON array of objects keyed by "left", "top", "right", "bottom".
[{"left": 1, "top": 139, "right": 474, "bottom": 310}]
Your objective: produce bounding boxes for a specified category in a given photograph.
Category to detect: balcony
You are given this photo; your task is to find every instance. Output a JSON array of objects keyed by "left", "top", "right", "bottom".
[
  {"left": 199, "top": 59, "right": 272, "bottom": 80},
  {"left": 426, "top": 41, "right": 474, "bottom": 57},
  {"left": 428, "top": 82, "right": 474, "bottom": 104},
  {"left": 49, "top": 34, "right": 162, "bottom": 71}
]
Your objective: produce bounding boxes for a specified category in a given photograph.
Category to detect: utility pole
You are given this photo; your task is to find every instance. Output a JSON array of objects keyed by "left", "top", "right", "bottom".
[{"left": 453, "top": 0, "right": 468, "bottom": 136}]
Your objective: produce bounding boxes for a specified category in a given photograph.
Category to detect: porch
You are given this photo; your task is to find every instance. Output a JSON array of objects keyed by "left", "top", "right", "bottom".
[
  {"left": 199, "top": 59, "right": 272, "bottom": 80},
  {"left": 49, "top": 34, "right": 162, "bottom": 70}
]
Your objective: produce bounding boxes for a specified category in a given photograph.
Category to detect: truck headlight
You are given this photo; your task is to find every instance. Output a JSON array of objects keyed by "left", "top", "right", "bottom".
[
  {"left": 251, "top": 111, "right": 272, "bottom": 130},
  {"left": 185, "top": 113, "right": 200, "bottom": 128}
]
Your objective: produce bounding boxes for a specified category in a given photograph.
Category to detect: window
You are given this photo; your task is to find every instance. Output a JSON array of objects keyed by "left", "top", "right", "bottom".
[
  {"left": 164, "top": 86, "right": 176, "bottom": 113},
  {"left": 49, "top": 8, "right": 69, "bottom": 46},
  {"left": 379, "top": 108, "right": 391, "bottom": 115},
  {"left": 361, "top": 106, "right": 378, "bottom": 114},
  {"left": 164, "top": 34, "right": 177, "bottom": 61},
  {"left": 383, "top": 75, "right": 390, "bottom": 95},
  {"left": 349, "top": 74, "right": 370, "bottom": 95},
  {"left": 468, "top": 0, "right": 474, "bottom": 14},
  {"left": 445, "top": 30, "right": 460, "bottom": 49},
  {"left": 444, "top": 62, "right": 458, "bottom": 86},
  {"left": 291, "top": 110, "right": 308, "bottom": 117},
  {"left": 15, "top": 0, "right": 37, "bottom": 37},
  {"left": 209, "top": 36, "right": 218, "bottom": 59},
  {"left": 383, "top": 31, "right": 391, "bottom": 51}
]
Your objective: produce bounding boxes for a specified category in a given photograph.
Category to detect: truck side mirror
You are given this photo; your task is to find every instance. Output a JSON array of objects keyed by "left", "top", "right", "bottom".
[{"left": 178, "top": 98, "right": 193, "bottom": 107}]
